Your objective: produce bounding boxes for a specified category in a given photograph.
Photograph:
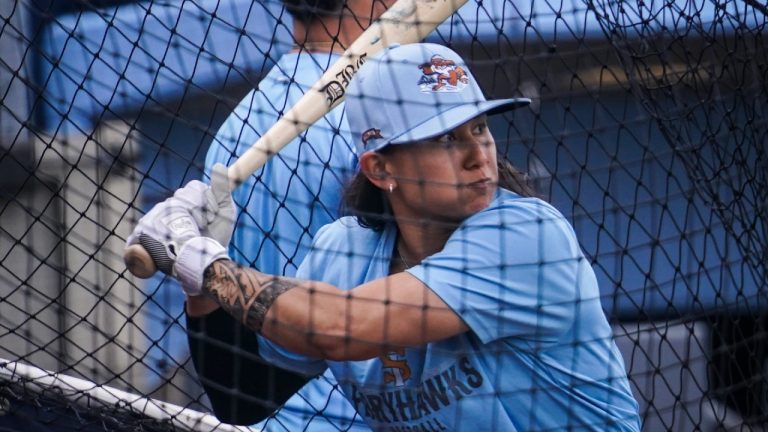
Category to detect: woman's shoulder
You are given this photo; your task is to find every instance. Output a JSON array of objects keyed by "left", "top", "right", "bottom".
[
  {"left": 477, "top": 189, "right": 566, "bottom": 224},
  {"left": 298, "top": 217, "right": 389, "bottom": 281},
  {"left": 460, "top": 189, "right": 579, "bottom": 248},
  {"left": 312, "top": 216, "right": 384, "bottom": 249}
]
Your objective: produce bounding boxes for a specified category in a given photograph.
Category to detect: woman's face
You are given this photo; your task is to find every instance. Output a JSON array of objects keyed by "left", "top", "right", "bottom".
[{"left": 385, "top": 115, "right": 499, "bottom": 225}]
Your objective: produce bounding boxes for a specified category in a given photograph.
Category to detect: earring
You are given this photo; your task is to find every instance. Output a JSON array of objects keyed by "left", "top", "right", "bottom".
[{"left": 388, "top": 184, "right": 394, "bottom": 193}]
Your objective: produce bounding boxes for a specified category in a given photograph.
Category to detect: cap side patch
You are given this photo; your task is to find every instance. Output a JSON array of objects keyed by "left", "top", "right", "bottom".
[{"left": 362, "top": 128, "right": 383, "bottom": 148}]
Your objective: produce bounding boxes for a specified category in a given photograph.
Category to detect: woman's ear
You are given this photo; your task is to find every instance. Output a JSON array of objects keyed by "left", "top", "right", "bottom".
[{"left": 359, "top": 151, "right": 395, "bottom": 191}]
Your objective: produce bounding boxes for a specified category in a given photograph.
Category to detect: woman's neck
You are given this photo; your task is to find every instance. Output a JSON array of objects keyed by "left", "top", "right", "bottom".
[{"left": 395, "top": 219, "right": 456, "bottom": 266}]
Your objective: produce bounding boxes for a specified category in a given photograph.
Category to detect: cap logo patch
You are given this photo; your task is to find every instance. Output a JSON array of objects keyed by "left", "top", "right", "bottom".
[
  {"left": 417, "top": 55, "right": 469, "bottom": 93},
  {"left": 362, "top": 128, "right": 383, "bottom": 147}
]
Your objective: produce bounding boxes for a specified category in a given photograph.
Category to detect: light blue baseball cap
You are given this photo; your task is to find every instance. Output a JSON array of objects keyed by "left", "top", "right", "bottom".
[{"left": 345, "top": 43, "right": 530, "bottom": 155}]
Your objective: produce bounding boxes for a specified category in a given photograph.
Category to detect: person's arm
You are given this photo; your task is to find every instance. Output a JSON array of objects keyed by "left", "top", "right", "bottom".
[
  {"left": 185, "top": 304, "right": 312, "bottom": 425},
  {"left": 201, "top": 259, "right": 469, "bottom": 361}
]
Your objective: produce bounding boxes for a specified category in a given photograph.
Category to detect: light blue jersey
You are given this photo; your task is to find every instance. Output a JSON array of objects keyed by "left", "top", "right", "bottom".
[
  {"left": 204, "top": 51, "right": 368, "bottom": 431},
  {"left": 260, "top": 189, "right": 641, "bottom": 431}
]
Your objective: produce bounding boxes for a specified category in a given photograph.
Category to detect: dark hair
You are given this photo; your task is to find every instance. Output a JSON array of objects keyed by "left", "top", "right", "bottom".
[
  {"left": 283, "top": 0, "right": 346, "bottom": 24},
  {"left": 341, "top": 157, "right": 537, "bottom": 231}
]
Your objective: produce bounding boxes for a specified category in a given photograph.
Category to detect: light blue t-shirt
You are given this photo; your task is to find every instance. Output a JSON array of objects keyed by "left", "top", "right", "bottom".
[
  {"left": 205, "top": 51, "right": 367, "bottom": 431},
  {"left": 260, "top": 189, "right": 641, "bottom": 431}
]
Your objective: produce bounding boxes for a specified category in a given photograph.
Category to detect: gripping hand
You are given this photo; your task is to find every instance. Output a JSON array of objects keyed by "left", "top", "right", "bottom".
[{"left": 126, "top": 182, "right": 228, "bottom": 295}]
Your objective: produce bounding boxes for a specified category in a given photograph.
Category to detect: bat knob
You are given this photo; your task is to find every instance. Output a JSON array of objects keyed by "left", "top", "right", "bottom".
[{"left": 124, "top": 244, "right": 157, "bottom": 279}]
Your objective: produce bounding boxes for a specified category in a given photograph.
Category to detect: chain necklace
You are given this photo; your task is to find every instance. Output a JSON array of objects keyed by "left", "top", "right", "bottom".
[{"left": 396, "top": 242, "right": 412, "bottom": 270}]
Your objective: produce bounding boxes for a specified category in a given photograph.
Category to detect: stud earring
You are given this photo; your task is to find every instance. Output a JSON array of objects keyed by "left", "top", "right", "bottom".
[{"left": 388, "top": 184, "right": 394, "bottom": 193}]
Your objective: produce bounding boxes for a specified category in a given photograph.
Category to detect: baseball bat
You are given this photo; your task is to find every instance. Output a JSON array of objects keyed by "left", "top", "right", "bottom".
[{"left": 124, "top": 0, "right": 469, "bottom": 278}]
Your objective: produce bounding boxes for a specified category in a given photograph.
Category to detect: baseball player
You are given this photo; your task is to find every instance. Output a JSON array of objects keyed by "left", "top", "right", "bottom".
[{"left": 129, "top": 43, "right": 641, "bottom": 431}]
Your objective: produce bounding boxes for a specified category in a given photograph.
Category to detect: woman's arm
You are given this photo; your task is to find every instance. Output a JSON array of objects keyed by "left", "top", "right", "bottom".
[{"left": 201, "top": 259, "right": 468, "bottom": 361}]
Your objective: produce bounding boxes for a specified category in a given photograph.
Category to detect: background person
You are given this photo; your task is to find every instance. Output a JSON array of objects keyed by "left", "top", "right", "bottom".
[{"left": 186, "top": 0, "right": 393, "bottom": 429}]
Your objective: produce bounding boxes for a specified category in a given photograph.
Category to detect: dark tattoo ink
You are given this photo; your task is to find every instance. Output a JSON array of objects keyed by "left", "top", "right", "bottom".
[{"left": 202, "top": 261, "right": 297, "bottom": 333}]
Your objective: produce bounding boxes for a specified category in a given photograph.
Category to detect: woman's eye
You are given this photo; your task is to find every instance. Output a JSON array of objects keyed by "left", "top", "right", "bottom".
[
  {"left": 436, "top": 134, "right": 456, "bottom": 145},
  {"left": 473, "top": 123, "right": 487, "bottom": 134}
]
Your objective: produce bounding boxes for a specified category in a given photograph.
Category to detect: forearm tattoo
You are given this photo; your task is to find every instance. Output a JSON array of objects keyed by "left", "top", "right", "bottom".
[{"left": 202, "top": 260, "right": 297, "bottom": 333}]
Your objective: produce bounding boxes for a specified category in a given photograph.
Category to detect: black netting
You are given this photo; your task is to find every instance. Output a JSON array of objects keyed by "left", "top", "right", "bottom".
[{"left": 1, "top": 0, "right": 766, "bottom": 430}]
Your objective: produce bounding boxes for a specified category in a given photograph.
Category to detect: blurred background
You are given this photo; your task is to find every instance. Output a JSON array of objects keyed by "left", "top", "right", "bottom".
[{"left": 0, "top": 0, "right": 766, "bottom": 430}]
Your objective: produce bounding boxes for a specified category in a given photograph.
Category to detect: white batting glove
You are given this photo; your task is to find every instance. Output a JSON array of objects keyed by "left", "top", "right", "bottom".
[
  {"left": 126, "top": 184, "right": 229, "bottom": 296},
  {"left": 145, "top": 164, "right": 235, "bottom": 247},
  {"left": 172, "top": 236, "right": 229, "bottom": 296},
  {"left": 204, "top": 163, "right": 236, "bottom": 247}
]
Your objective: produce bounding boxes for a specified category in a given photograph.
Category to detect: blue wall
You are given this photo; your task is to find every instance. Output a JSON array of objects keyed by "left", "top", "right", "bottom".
[{"left": 498, "top": 91, "right": 765, "bottom": 318}]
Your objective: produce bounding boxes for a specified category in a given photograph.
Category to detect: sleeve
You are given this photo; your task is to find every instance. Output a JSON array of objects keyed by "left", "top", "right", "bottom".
[{"left": 406, "top": 198, "right": 584, "bottom": 344}]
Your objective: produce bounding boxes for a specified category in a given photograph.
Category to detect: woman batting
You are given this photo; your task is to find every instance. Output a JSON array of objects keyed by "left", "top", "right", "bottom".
[{"left": 128, "top": 43, "right": 641, "bottom": 431}]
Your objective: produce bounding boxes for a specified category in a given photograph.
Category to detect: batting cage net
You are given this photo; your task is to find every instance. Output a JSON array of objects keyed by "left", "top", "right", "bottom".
[{"left": 0, "top": 0, "right": 766, "bottom": 430}]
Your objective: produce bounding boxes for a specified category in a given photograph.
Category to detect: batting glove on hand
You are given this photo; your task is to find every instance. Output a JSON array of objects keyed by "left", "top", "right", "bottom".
[
  {"left": 126, "top": 184, "right": 229, "bottom": 296},
  {"left": 204, "top": 163, "right": 236, "bottom": 247},
  {"left": 146, "top": 164, "right": 235, "bottom": 247}
]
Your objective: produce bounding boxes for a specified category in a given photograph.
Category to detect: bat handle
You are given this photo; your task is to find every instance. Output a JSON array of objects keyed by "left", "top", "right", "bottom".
[{"left": 124, "top": 244, "right": 157, "bottom": 279}]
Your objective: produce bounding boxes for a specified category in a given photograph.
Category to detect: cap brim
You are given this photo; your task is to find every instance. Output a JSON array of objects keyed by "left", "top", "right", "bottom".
[{"left": 388, "top": 97, "right": 531, "bottom": 145}]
